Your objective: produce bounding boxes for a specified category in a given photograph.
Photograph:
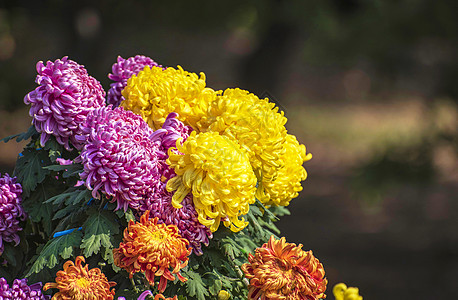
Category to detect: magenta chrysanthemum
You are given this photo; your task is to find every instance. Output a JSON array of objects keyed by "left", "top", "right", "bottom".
[
  {"left": 150, "top": 112, "right": 193, "bottom": 180},
  {"left": 10, "top": 279, "right": 50, "bottom": 300},
  {"left": 107, "top": 55, "right": 162, "bottom": 107},
  {"left": 140, "top": 181, "right": 212, "bottom": 256},
  {"left": 77, "top": 105, "right": 162, "bottom": 211},
  {"left": 0, "top": 173, "right": 26, "bottom": 255},
  {"left": 0, "top": 278, "right": 49, "bottom": 300},
  {"left": 24, "top": 56, "right": 106, "bottom": 150}
]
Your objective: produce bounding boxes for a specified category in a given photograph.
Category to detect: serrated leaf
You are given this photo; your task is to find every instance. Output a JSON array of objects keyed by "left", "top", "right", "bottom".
[
  {"left": 208, "top": 279, "right": 222, "bottom": 296},
  {"left": 221, "top": 237, "right": 242, "bottom": 258},
  {"left": 268, "top": 205, "right": 291, "bottom": 217},
  {"left": 185, "top": 269, "right": 209, "bottom": 300},
  {"left": 22, "top": 177, "right": 65, "bottom": 235},
  {"left": 254, "top": 199, "right": 279, "bottom": 221},
  {"left": 257, "top": 218, "right": 281, "bottom": 235},
  {"left": 2, "top": 243, "right": 18, "bottom": 267},
  {"left": 26, "top": 231, "right": 83, "bottom": 276},
  {"left": 233, "top": 235, "right": 257, "bottom": 254},
  {"left": 1, "top": 126, "right": 38, "bottom": 143},
  {"left": 53, "top": 204, "right": 78, "bottom": 220},
  {"left": 22, "top": 185, "right": 56, "bottom": 235},
  {"left": 43, "top": 137, "right": 65, "bottom": 161},
  {"left": 45, "top": 188, "right": 90, "bottom": 206},
  {"left": 14, "top": 146, "right": 51, "bottom": 197},
  {"left": 44, "top": 163, "right": 83, "bottom": 178},
  {"left": 81, "top": 211, "right": 120, "bottom": 258}
]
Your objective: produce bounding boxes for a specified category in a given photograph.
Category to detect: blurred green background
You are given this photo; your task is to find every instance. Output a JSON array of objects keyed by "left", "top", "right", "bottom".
[{"left": 0, "top": 1, "right": 457, "bottom": 299}]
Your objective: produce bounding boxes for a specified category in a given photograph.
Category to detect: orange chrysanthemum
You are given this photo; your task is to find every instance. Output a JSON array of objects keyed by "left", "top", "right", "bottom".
[
  {"left": 242, "top": 236, "right": 327, "bottom": 300},
  {"left": 113, "top": 211, "right": 191, "bottom": 292},
  {"left": 43, "top": 256, "right": 116, "bottom": 300}
]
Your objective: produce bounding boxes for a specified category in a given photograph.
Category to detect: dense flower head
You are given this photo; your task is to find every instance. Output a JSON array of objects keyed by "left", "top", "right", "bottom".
[
  {"left": 200, "top": 88, "right": 289, "bottom": 204},
  {"left": 140, "top": 180, "right": 212, "bottom": 255},
  {"left": 76, "top": 105, "right": 162, "bottom": 211},
  {"left": 242, "top": 236, "right": 327, "bottom": 300},
  {"left": 166, "top": 131, "right": 257, "bottom": 232},
  {"left": 113, "top": 211, "right": 191, "bottom": 292},
  {"left": 0, "top": 173, "right": 26, "bottom": 255},
  {"left": 24, "top": 56, "right": 106, "bottom": 150},
  {"left": 107, "top": 55, "right": 162, "bottom": 107},
  {"left": 44, "top": 256, "right": 116, "bottom": 300},
  {"left": 0, "top": 277, "right": 50, "bottom": 300},
  {"left": 333, "top": 283, "right": 363, "bottom": 300},
  {"left": 260, "top": 134, "right": 312, "bottom": 206},
  {"left": 121, "top": 65, "right": 217, "bottom": 130}
]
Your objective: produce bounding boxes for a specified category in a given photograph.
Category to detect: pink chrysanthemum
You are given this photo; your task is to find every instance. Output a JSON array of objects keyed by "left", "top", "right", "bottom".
[
  {"left": 0, "top": 277, "right": 49, "bottom": 300},
  {"left": 107, "top": 55, "right": 162, "bottom": 107},
  {"left": 140, "top": 181, "right": 212, "bottom": 255},
  {"left": 0, "top": 173, "right": 26, "bottom": 255},
  {"left": 76, "top": 106, "right": 162, "bottom": 211},
  {"left": 150, "top": 112, "right": 193, "bottom": 180},
  {"left": 24, "top": 56, "right": 106, "bottom": 150}
]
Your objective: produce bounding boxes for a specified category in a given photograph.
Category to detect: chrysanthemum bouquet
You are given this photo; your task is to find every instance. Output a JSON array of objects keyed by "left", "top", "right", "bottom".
[{"left": 0, "top": 55, "right": 363, "bottom": 300}]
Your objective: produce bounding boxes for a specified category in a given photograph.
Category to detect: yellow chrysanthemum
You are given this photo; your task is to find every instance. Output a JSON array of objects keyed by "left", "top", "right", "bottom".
[
  {"left": 121, "top": 65, "right": 216, "bottom": 130},
  {"left": 260, "top": 134, "right": 312, "bottom": 206},
  {"left": 166, "top": 131, "right": 257, "bottom": 232},
  {"left": 333, "top": 283, "right": 363, "bottom": 300},
  {"left": 200, "top": 88, "right": 289, "bottom": 204},
  {"left": 241, "top": 236, "right": 327, "bottom": 300},
  {"left": 43, "top": 256, "right": 116, "bottom": 300},
  {"left": 113, "top": 211, "right": 191, "bottom": 293}
]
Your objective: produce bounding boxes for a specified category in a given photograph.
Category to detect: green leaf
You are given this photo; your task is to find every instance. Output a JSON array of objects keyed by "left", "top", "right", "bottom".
[
  {"left": 81, "top": 211, "right": 120, "bottom": 260},
  {"left": 208, "top": 279, "right": 222, "bottom": 296},
  {"left": 14, "top": 146, "right": 51, "bottom": 197},
  {"left": 45, "top": 188, "right": 91, "bottom": 206},
  {"left": 185, "top": 269, "right": 209, "bottom": 300},
  {"left": 268, "top": 205, "right": 291, "bottom": 217},
  {"left": 1, "top": 126, "right": 38, "bottom": 143},
  {"left": 26, "top": 231, "right": 83, "bottom": 276},
  {"left": 2, "top": 243, "right": 18, "bottom": 267},
  {"left": 116, "top": 208, "right": 136, "bottom": 223},
  {"left": 44, "top": 136, "right": 65, "bottom": 161},
  {"left": 22, "top": 183, "right": 57, "bottom": 235},
  {"left": 44, "top": 163, "right": 83, "bottom": 178}
]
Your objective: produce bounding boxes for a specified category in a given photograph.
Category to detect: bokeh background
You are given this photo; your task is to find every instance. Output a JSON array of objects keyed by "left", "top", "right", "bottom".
[{"left": 1, "top": 1, "right": 457, "bottom": 299}]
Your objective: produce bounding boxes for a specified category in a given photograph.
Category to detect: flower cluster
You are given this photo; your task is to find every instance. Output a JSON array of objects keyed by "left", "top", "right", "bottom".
[
  {"left": 44, "top": 256, "right": 116, "bottom": 300},
  {"left": 113, "top": 211, "right": 191, "bottom": 292},
  {"left": 120, "top": 61, "right": 311, "bottom": 232},
  {"left": 10, "top": 55, "right": 337, "bottom": 300},
  {"left": 242, "top": 236, "right": 327, "bottom": 300},
  {"left": 24, "top": 57, "right": 105, "bottom": 150},
  {"left": 0, "top": 277, "right": 49, "bottom": 300},
  {"left": 0, "top": 173, "right": 26, "bottom": 255}
]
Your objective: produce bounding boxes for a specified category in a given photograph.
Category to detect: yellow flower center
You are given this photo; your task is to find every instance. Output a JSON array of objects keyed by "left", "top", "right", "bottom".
[
  {"left": 148, "top": 230, "right": 167, "bottom": 241},
  {"left": 75, "top": 277, "right": 90, "bottom": 289}
]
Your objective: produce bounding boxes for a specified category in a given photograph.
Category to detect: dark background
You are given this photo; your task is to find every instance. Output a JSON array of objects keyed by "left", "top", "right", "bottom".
[{"left": 0, "top": 1, "right": 457, "bottom": 299}]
